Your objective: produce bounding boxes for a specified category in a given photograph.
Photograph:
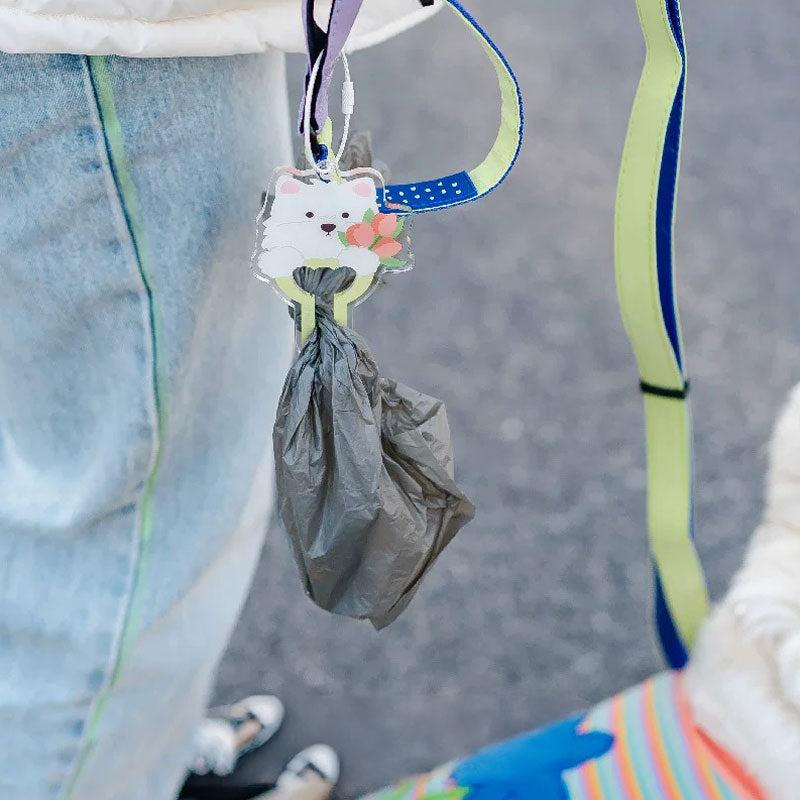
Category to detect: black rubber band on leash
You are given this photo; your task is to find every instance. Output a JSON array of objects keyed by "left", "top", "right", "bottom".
[{"left": 639, "top": 380, "right": 690, "bottom": 400}]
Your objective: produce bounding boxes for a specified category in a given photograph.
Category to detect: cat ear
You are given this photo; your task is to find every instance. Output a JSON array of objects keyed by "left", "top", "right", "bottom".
[
  {"left": 348, "top": 177, "right": 376, "bottom": 198},
  {"left": 275, "top": 175, "right": 303, "bottom": 195}
]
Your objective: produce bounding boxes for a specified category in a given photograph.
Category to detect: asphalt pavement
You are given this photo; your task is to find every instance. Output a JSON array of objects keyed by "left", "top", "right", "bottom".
[{"left": 213, "top": 0, "right": 800, "bottom": 795}]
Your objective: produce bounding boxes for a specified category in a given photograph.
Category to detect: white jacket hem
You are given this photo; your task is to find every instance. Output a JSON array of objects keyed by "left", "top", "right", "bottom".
[{"left": 0, "top": 1, "right": 440, "bottom": 57}]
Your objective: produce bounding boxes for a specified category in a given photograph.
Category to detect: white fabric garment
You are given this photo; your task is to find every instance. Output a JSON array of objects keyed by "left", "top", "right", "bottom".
[{"left": 0, "top": 0, "right": 440, "bottom": 57}]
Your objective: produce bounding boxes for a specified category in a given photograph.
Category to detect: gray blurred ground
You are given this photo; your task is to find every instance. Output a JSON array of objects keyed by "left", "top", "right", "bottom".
[{"left": 213, "top": 0, "right": 800, "bottom": 794}]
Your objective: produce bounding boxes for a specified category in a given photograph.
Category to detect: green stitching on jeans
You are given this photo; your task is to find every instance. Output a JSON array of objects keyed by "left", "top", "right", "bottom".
[{"left": 61, "top": 55, "right": 165, "bottom": 800}]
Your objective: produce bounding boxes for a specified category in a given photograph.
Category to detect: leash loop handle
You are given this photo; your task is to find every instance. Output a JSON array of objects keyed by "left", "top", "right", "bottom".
[{"left": 300, "top": 0, "right": 524, "bottom": 215}]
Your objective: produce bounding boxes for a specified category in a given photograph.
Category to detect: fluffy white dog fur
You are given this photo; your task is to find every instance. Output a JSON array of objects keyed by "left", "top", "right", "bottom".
[{"left": 686, "top": 382, "right": 800, "bottom": 800}]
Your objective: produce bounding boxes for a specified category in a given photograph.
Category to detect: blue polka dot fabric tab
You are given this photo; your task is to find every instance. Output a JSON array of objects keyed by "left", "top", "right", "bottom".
[{"left": 381, "top": 171, "right": 478, "bottom": 213}]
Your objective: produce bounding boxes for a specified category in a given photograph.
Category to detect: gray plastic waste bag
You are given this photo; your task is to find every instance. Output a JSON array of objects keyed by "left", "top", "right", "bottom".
[{"left": 273, "top": 268, "right": 475, "bottom": 629}]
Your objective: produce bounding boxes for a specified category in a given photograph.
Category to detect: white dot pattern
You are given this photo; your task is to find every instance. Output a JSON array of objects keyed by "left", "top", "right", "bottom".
[{"left": 382, "top": 173, "right": 476, "bottom": 210}]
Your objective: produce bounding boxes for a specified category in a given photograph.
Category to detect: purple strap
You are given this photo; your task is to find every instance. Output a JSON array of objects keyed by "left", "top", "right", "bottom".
[{"left": 301, "top": 0, "right": 365, "bottom": 136}]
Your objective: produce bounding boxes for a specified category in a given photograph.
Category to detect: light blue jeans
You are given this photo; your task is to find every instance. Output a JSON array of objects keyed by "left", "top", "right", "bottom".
[{"left": 0, "top": 52, "right": 294, "bottom": 800}]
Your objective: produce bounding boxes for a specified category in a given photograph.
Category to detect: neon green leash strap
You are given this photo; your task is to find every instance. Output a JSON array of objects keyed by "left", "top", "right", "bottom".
[{"left": 615, "top": 0, "right": 710, "bottom": 666}]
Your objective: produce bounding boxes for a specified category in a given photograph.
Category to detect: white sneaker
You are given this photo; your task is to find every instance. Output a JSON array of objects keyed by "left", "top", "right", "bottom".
[
  {"left": 276, "top": 744, "right": 340, "bottom": 789},
  {"left": 191, "top": 695, "right": 285, "bottom": 777},
  {"left": 248, "top": 745, "right": 339, "bottom": 800}
]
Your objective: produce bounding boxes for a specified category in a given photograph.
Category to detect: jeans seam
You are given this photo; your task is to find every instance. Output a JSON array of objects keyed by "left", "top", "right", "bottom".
[{"left": 57, "top": 55, "right": 164, "bottom": 800}]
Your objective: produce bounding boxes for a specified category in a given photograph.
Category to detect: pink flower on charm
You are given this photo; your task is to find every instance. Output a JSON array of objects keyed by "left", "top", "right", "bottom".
[
  {"left": 371, "top": 212, "right": 398, "bottom": 237},
  {"left": 345, "top": 222, "right": 377, "bottom": 248},
  {"left": 372, "top": 237, "right": 403, "bottom": 260}
]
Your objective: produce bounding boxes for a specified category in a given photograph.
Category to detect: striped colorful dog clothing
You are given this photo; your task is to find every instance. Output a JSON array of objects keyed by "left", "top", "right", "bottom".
[{"left": 361, "top": 673, "right": 767, "bottom": 800}]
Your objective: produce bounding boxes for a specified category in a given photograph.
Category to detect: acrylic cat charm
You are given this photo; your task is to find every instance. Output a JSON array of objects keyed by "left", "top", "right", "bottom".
[{"left": 252, "top": 168, "right": 412, "bottom": 345}]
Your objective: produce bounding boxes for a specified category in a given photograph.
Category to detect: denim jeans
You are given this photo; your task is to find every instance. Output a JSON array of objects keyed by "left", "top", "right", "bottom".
[{"left": 0, "top": 52, "right": 294, "bottom": 800}]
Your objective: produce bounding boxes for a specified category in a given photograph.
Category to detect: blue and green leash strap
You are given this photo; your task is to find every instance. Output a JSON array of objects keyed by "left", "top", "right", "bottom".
[
  {"left": 615, "top": 0, "right": 710, "bottom": 667},
  {"left": 300, "top": 0, "right": 523, "bottom": 215}
]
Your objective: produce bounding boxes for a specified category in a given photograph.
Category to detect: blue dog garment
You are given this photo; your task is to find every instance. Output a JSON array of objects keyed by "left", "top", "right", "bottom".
[{"left": 360, "top": 673, "right": 767, "bottom": 800}]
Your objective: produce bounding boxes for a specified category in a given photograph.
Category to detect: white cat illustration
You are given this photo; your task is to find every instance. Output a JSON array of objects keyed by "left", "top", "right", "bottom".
[{"left": 259, "top": 174, "right": 381, "bottom": 277}]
